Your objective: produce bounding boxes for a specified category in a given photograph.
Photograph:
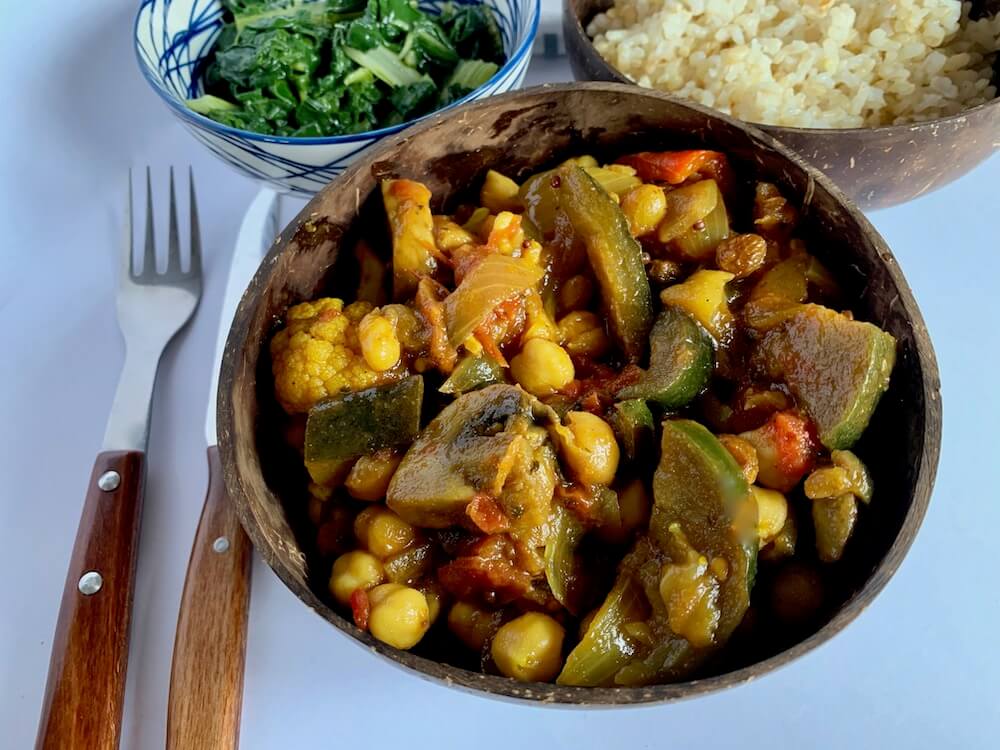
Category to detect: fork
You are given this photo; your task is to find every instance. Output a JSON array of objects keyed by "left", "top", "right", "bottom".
[{"left": 36, "top": 168, "right": 202, "bottom": 750}]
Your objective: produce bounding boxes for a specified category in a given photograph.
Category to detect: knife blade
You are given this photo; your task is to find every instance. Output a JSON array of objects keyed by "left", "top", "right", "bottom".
[
  {"left": 166, "top": 188, "right": 281, "bottom": 750},
  {"left": 206, "top": 188, "right": 282, "bottom": 446}
]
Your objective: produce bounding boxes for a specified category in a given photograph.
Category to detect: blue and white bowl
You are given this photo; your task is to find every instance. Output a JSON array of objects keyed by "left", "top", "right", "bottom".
[{"left": 135, "top": 0, "right": 540, "bottom": 194}]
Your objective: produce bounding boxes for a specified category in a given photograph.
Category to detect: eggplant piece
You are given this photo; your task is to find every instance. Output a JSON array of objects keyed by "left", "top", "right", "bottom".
[
  {"left": 756, "top": 304, "right": 896, "bottom": 449},
  {"left": 304, "top": 376, "right": 423, "bottom": 464},
  {"left": 650, "top": 420, "right": 756, "bottom": 643},
  {"left": 616, "top": 308, "right": 713, "bottom": 408},
  {"left": 386, "top": 385, "right": 557, "bottom": 547}
]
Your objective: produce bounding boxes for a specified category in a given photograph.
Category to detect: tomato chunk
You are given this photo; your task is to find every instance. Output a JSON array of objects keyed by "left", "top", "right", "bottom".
[
  {"left": 740, "top": 411, "right": 819, "bottom": 492},
  {"left": 617, "top": 150, "right": 734, "bottom": 193}
]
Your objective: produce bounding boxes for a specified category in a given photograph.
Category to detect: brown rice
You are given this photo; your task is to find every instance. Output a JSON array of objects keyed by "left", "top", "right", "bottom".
[{"left": 588, "top": 0, "right": 1000, "bottom": 127}]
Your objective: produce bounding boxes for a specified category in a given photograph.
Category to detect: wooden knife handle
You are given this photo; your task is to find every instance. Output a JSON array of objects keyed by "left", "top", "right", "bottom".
[
  {"left": 36, "top": 450, "right": 145, "bottom": 750},
  {"left": 166, "top": 446, "right": 252, "bottom": 750}
]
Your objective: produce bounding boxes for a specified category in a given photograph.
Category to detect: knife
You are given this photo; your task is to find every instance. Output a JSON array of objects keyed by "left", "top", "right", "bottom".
[{"left": 165, "top": 188, "right": 280, "bottom": 750}]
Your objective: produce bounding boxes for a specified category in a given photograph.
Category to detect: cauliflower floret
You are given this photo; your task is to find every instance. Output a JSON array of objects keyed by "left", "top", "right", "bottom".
[{"left": 270, "top": 298, "right": 408, "bottom": 414}]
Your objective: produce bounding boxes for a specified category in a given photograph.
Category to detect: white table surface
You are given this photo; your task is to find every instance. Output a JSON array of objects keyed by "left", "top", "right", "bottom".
[{"left": 2, "top": 2, "right": 998, "bottom": 748}]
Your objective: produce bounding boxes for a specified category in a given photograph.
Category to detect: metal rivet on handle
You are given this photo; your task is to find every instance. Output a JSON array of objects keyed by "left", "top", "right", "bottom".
[
  {"left": 213, "top": 537, "right": 230, "bottom": 554},
  {"left": 78, "top": 571, "right": 103, "bottom": 595},
  {"left": 98, "top": 471, "right": 121, "bottom": 492}
]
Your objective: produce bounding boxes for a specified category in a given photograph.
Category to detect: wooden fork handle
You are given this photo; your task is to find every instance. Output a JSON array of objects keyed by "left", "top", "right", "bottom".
[
  {"left": 166, "top": 446, "right": 252, "bottom": 750},
  {"left": 36, "top": 450, "right": 145, "bottom": 750}
]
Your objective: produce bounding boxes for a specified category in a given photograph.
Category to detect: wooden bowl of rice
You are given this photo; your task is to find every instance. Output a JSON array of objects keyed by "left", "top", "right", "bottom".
[{"left": 565, "top": 0, "right": 1000, "bottom": 209}]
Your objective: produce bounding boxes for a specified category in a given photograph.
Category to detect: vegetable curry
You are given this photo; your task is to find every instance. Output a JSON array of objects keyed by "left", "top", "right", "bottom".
[{"left": 268, "top": 148, "right": 896, "bottom": 686}]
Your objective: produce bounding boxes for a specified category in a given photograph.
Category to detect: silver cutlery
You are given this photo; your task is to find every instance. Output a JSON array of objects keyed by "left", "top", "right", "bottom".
[
  {"left": 37, "top": 168, "right": 202, "bottom": 750},
  {"left": 166, "top": 188, "right": 280, "bottom": 750}
]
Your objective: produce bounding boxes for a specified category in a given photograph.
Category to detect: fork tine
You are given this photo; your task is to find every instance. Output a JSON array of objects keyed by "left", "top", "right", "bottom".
[
  {"left": 125, "top": 169, "right": 135, "bottom": 278},
  {"left": 143, "top": 167, "right": 157, "bottom": 276},
  {"left": 188, "top": 167, "right": 202, "bottom": 278},
  {"left": 166, "top": 166, "right": 182, "bottom": 275}
]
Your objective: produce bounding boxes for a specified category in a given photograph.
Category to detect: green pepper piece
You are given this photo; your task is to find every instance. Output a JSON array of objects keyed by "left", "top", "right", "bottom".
[
  {"left": 608, "top": 399, "right": 655, "bottom": 464},
  {"left": 439, "top": 353, "right": 506, "bottom": 395},
  {"left": 556, "top": 166, "right": 653, "bottom": 362},
  {"left": 616, "top": 308, "right": 714, "bottom": 408},
  {"left": 557, "top": 548, "right": 648, "bottom": 687},
  {"left": 544, "top": 504, "right": 586, "bottom": 614},
  {"left": 304, "top": 376, "right": 423, "bottom": 463}
]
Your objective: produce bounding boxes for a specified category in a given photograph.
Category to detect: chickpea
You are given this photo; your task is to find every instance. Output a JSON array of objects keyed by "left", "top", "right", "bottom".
[
  {"left": 345, "top": 450, "right": 402, "bottom": 501},
  {"left": 358, "top": 311, "right": 401, "bottom": 372},
  {"left": 509, "top": 338, "right": 575, "bottom": 396},
  {"left": 490, "top": 612, "right": 565, "bottom": 683},
  {"left": 354, "top": 506, "right": 417, "bottom": 559},
  {"left": 751, "top": 485, "right": 789, "bottom": 544},
  {"left": 558, "top": 274, "right": 594, "bottom": 313},
  {"left": 367, "top": 583, "right": 430, "bottom": 649},
  {"left": 557, "top": 311, "right": 611, "bottom": 359},
  {"left": 328, "top": 551, "right": 384, "bottom": 606},
  {"left": 620, "top": 184, "right": 667, "bottom": 237},
  {"left": 557, "top": 411, "right": 621, "bottom": 486},
  {"left": 448, "top": 601, "right": 497, "bottom": 652}
]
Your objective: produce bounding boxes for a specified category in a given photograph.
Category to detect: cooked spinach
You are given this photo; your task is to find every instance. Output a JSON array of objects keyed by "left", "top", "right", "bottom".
[{"left": 187, "top": 0, "right": 505, "bottom": 137}]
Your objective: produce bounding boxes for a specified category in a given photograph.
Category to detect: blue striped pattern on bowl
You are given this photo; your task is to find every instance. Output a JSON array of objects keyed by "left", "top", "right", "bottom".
[{"left": 135, "top": 0, "right": 539, "bottom": 194}]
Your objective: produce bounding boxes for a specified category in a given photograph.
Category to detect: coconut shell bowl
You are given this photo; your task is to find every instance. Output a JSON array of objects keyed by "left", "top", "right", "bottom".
[{"left": 217, "top": 83, "right": 941, "bottom": 705}]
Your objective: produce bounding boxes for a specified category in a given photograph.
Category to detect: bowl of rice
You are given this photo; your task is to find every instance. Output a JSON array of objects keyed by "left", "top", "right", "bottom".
[{"left": 564, "top": 0, "right": 1000, "bottom": 209}]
